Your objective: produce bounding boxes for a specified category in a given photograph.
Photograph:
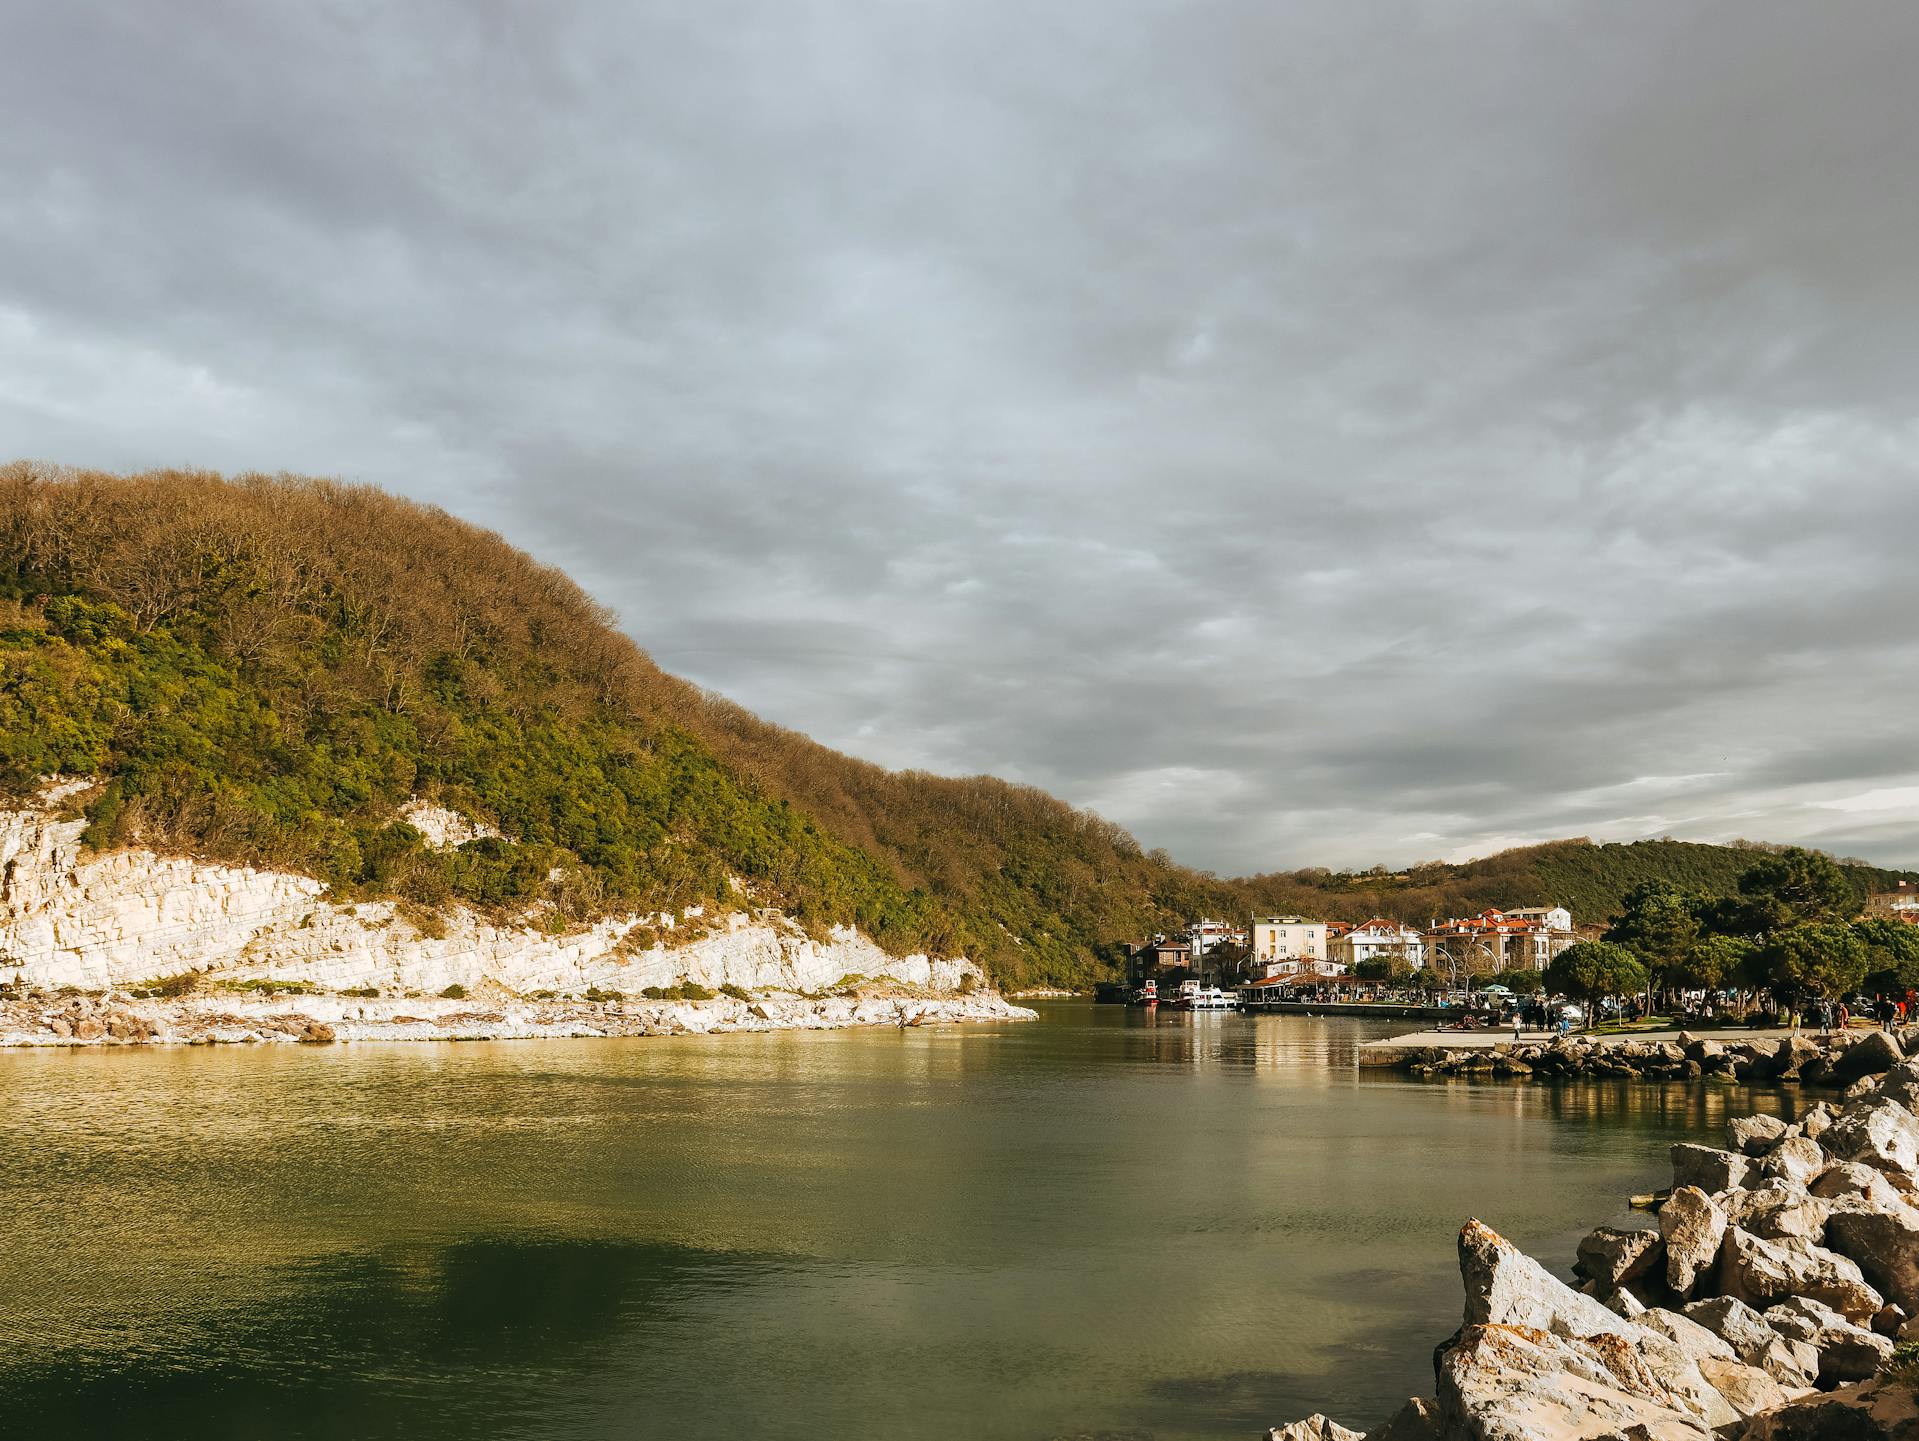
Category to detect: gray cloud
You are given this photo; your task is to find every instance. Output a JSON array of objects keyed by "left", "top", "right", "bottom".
[{"left": 4, "top": 0, "right": 1918, "bottom": 873}]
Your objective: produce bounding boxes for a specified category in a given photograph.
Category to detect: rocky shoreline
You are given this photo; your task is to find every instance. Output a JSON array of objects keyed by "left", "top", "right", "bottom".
[
  {"left": 1386, "top": 1027, "right": 1911, "bottom": 1086},
  {"left": 0, "top": 988, "right": 1037, "bottom": 1047},
  {"left": 1270, "top": 1036, "right": 1919, "bottom": 1440}
]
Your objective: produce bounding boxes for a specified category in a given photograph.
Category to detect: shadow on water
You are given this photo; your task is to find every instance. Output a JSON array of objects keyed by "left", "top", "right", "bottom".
[{"left": 0, "top": 1236, "right": 778, "bottom": 1441}]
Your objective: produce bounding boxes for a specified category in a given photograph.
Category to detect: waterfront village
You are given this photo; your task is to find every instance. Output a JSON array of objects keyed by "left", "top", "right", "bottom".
[
  {"left": 1119, "top": 880, "right": 1919, "bottom": 1015},
  {"left": 1117, "top": 906, "right": 1585, "bottom": 1011}
]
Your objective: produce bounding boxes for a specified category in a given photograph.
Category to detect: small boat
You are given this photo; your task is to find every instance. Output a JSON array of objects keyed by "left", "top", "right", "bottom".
[
  {"left": 1130, "top": 979, "right": 1159, "bottom": 1006},
  {"left": 1187, "top": 985, "right": 1238, "bottom": 1012}
]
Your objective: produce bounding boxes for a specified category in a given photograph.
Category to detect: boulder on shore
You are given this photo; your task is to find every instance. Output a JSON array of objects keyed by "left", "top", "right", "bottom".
[
  {"left": 1718, "top": 1227, "right": 1883, "bottom": 1325},
  {"left": 1672, "top": 1142, "right": 1752, "bottom": 1194},
  {"left": 1576, "top": 1226, "right": 1662, "bottom": 1290},
  {"left": 1266, "top": 1416, "right": 1363, "bottom": 1441},
  {"left": 1741, "top": 1374, "right": 1919, "bottom": 1440},
  {"left": 1660, "top": 1186, "right": 1725, "bottom": 1296}
]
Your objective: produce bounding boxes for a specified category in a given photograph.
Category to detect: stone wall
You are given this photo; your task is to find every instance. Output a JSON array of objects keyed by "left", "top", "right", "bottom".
[{"left": 0, "top": 785, "right": 981, "bottom": 997}]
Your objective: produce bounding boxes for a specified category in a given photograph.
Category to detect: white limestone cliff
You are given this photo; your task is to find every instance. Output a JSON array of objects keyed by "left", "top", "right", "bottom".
[{"left": 0, "top": 783, "right": 982, "bottom": 997}]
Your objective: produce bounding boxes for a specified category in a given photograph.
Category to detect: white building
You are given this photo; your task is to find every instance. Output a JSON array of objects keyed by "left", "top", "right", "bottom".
[
  {"left": 1501, "top": 905, "right": 1573, "bottom": 933},
  {"left": 1251, "top": 917, "right": 1325, "bottom": 967},
  {"left": 1328, "top": 918, "right": 1426, "bottom": 971},
  {"left": 1185, "top": 918, "right": 1247, "bottom": 957}
]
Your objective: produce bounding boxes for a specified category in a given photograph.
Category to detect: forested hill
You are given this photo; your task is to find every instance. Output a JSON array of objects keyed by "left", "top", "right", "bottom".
[{"left": 1, "top": 466, "right": 1910, "bottom": 989}]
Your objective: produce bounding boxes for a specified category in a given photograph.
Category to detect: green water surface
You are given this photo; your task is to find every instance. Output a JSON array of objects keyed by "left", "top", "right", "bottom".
[{"left": 0, "top": 1003, "right": 1796, "bottom": 1439}]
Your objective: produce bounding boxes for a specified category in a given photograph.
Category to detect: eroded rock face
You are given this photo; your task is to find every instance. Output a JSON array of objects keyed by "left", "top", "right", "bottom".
[
  {"left": 1672, "top": 1142, "right": 1752, "bottom": 1194},
  {"left": 1661, "top": 1187, "right": 1726, "bottom": 1297}
]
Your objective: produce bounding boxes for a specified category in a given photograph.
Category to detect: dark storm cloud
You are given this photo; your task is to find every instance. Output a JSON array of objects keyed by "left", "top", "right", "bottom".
[{"left": 5, "top": 0, "right": 1919, "bottom": 873}]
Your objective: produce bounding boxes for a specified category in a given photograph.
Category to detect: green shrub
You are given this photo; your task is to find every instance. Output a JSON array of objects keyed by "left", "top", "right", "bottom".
[
  {"left": 439, "top": 983, "right": 467, "bottom": 1000},
  {"left": 718, "top": 982, "right": 751, "bottom": 1001}
]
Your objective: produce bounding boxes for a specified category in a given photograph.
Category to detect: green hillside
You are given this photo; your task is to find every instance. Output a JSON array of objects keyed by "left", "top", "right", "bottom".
[{"left": 1, "top": 464, "right": 1909, "bottom": 989}]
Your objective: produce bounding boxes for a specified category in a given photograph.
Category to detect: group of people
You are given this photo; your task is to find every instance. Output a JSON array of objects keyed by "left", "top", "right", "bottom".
[{"left": 1812, "top": 995, "right": 1911, "bottom": 1033}]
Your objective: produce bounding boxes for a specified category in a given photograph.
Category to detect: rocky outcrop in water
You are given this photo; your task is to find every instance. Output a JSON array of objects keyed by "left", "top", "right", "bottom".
[
  {"left": 1265, "top": 1052, "right": 1919, "bottom": 1439},
  {"left": 1395, "top": 1028, "right": 1919, "bottom": 1087}
]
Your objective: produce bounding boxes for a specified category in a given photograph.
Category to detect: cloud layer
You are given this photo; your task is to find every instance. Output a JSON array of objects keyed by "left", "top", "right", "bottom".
[{"left": 5, "top": 1, "right": 1918, "bottom": 872}]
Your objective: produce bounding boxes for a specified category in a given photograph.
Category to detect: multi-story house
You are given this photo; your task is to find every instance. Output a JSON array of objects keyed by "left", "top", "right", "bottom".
[
  {"left": 1424, "top": 908, "right": 1576, "bottom": 977},
  {"left": 1249, "top": 916, "right": 1326, "bottom": 976},
  {"left": 1328, "top": 918, "right": 1426, "bottom": 971}
]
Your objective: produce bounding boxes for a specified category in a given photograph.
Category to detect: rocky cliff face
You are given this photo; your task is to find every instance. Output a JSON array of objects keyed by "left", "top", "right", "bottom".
[{"left": 0, "top": 783, "right": 981, "bottom": 997}]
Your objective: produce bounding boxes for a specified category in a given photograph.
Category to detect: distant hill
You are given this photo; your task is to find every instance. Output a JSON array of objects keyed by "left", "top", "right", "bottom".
[{"left": 2, "top": 464, "right": 1910, "bottom": 989}]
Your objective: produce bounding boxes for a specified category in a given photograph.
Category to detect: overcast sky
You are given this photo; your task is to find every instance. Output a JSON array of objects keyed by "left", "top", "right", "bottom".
[{"left": 4, "top": 2, "right": 1918, "bottom": 874}]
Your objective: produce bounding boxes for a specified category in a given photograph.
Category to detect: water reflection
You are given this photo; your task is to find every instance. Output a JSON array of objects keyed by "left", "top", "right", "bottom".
[{"left": 0, "top": 1005, "right": 1798, "bottom": 1441}]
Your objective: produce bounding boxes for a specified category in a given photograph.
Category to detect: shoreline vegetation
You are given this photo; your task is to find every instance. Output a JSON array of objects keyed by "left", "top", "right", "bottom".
[
  {"left": 0, "top": 986, "right": 1036, "bottom": 1048},
  {"left": 1269, "top": 1035, "right": 1919, "bottom": 1440}
]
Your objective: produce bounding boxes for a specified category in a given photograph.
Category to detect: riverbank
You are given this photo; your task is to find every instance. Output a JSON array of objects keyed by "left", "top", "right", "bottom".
[
  {"left": 1269, "top": 1028, "right": 1919, "bottom": 1439},
  {"left": 0, "top": 987, "right": 1037, "bottom": 1047}
]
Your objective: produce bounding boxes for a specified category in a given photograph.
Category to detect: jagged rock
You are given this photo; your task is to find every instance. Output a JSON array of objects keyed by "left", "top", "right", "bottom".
[
  {"left": 1741, "top": 1374, "right": 1919, "bottom": 1440},
  {"left": 1266, "top": 1416, "right": 1363, "bottom": 1441},
  {"left": 1693, "top": 1356, "right": 1799, "bottom": 1423},
  {"left": 1672, "top": 1142, "right": 1752, "bottom": 1194},
  {"left": 1719, "top": 1226, "right": 1883, "bottom": 1324},
  {"left": 45, "top": 1017, "right": 70, "bottom": 1037},
  {"left": 1637, "top": 1307, "right": 1736, "bottom": 1363},
  {"left": 1436, "top": 1324, "right": 1720, "bottom": 1441},
  {"left": 1826, "top": 1203, "right": 1919, "bottom": 1312},
  {"left": 1458, "top": 1219, "right": 1636, "bottom": 1339},
  {"left": 1803, "top": 1108, "right": 1834, "bottom": 1143},
  {"left": 1597, "top": 1285, "right": 1648, "bottom": 1319},
  {"left": 1760, "top": 1136, "right": 1827, "bottom": 1187},
  {"left": 1577, "top": 1226, "right": 1663, "bottom": 1289},
  {"left": 1762, "top": 1295, "right": 1895, "bottom": 1383},
  {"left": 1834, "top": 1028, "right": 1907, "bottom": 1082},
  {"left": 73, "top": 1015, "right": 105, "bottom": 1040},
  {"left": 297, "top": 1021, "right": 336, "bottom": 1042},
  {"left": 1814, "top": 1161, "right": 1911, "bottom": 1211},
  {"left": 1875, "top": 1302, "right": 1907, "bottom": 1337},
  {"left": 1729, "top": 1113, "right": 1790, "bottom": 1155},
  {"left": 1772, "top": 1033, "right": 1822, "bottom": 1079},
  {"left": 1721, "top": 1179, "right": 1831, "bottom": 1242},
  {"left": 1824, "top": 1100, "right": 1919, "bottom": 1177},
  {"left": 1681, "top": 1295, "right": 1819, "bottom": 1387},
  {"left": 1365, "top": 1396, "right": 1441, "bottom": 1441},
  {"left": 1660, "top": 1187, "right": 1725, "bottom": 1296}
]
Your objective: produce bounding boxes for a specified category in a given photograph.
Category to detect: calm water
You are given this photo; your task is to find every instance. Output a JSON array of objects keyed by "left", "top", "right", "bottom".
[{"left": 0, "top": 1004, "right": 1797, "bottom": 1440}]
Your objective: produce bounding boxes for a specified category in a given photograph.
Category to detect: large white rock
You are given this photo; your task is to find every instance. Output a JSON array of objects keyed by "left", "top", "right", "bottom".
[
  {"left": 1823, "top": 1101, "right": 1919, "bottom": 1178},
  {"left": 1718, "top": 1227, "right": 1883, "bottom": 1325},
  {"left": 1458, "top": 1220, "right": 1637, "bottom": 1340},
  {"left": 1660, "top": 1186, "right": 1725, "bottom": 1296},
  {"left": 1267, "top": 1417, "right": 1363, "bottom": 1441},
  {"left": 1436, "top": 1324, "right": 1718, "bottom": 1441}
]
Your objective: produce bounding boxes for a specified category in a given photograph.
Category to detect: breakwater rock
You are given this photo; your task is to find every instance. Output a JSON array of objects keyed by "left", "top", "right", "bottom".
[
  {"left": 1265, "top": 1056, "right": 1919, "bottom": 1439},
  {"left": 1392, "top": 1027, "right": 1913, "bottom": 1086}
]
